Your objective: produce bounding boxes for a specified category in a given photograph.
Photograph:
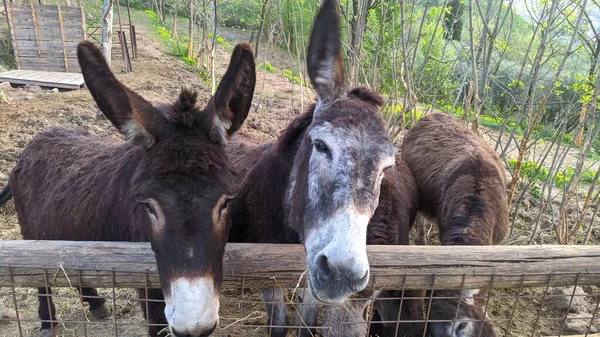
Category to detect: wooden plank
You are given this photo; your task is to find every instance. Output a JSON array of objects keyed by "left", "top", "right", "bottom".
[
  {"left": 0, "top": 77, "right": 82, "bottom": 89},
  {"left": 31, "top": 21, "right": 84, "bottom": 30},
  {"left": 56, "top": 5, "right": 67, "bottom": 71},
  {"left": 9, "top": 4, "right": 82, "bottom": 15},
  {"left": 18, "top": 61, "right": 80, "bottom": 73},
  {"left": 15, "top": 39, "right": 79, "bottom": 51},
  {"left": 0, "top": 70, "right": 48, "bottom": 80},
  {"left": 0, "top": 70, "right": 20, "bottom": 76},
  {"left": 17, "top": 49, "right": 77, "bottom": 58},
  {"left": 65, "top": 74, "right": 86, "bottom": 84},
  {"left": 0, "top": 72, "right": 83, "bottom": 88},
  {"left": 29, "top": 3, "right": 42, "bottom": 59},
  {"left": 80, "top": 6, "right": 85, "bottom": 42},
  {"left": 16, "top": 27, "right": 84, "bottom": 41},
  {"left": 0, "top": 241, "right": 599, "bottom": 290},
  {"left": 12, "top": 10, "right": 81, "bottom": 21}
]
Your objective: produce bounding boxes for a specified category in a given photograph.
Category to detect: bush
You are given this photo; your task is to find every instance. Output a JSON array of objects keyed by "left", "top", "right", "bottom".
[
  {"left": 554, "top": 167, "right": 597, "bottom": 188},
  {"left": 478, "top": 115, "right": 503, "bottom": 130},
  {"left": 282, "top": 69, "right": 307, "bottom": 87},
  {"left": 508, "top": 159, "right": 549, "bottom": 182},
  {"left": 530, "top": 184, "right": 542, "bottom": 199}
]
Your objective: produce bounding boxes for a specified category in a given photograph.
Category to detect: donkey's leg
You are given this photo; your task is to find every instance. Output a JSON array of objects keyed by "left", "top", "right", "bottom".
[
  {"left": 293, "top": 287, "right": 319, "bottom": 337},
  {"left": 137, "top": 288, "right": 168, "bottom": 337},
  {"left": 261, "top": 287, "right": 289, "bottom": 337},
  {"left": 37, "top": 287, "right": 59, "bottom": 337},
  {"left": 79, "top": 287, "right": 112, "bottom": 319}
]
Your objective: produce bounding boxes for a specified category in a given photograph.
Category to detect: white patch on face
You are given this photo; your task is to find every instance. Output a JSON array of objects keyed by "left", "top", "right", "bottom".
[
  {"left": 446, "top": 320, "right": 474, "bottom": 337},
  {"left": 444, "top": 289, "right": 482, "bottom": 337},
  {"left": 164, "top": 277, "right": 219, "bottom": 336},
  {"left": 305, "top": 208, "right": 370, "bottom": 291},
  {"left": 461, "top": 288, "right": 480, "bottom": 306}
]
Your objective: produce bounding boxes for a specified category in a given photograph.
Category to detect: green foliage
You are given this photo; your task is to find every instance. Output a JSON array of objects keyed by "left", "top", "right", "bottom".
[
  {"left": 144, "top": 10, "right": 201, "bottom": 75},
  {"left": 208, "top": 33, "right": 230, "bottom": 48},
  {"left": 530, "top": 184, "right": 542, "bottom": 199},
  {"left": 261, "top": 62, "right": 275, "bottom": 73},
  {"left": 555, "top": 167, "right": 597, "bottom": 188},
  {"left": 282, "top": 69, "right": 307, "bottom": 87},
  {"left": 508, "top": 159, "right": 548, "bottom": 182},
  {"left": 0, "top": 36, "right": 16, "bottom": 69},
  {"left": 478, "top": 115, "right": 503, "bottom": 130}
]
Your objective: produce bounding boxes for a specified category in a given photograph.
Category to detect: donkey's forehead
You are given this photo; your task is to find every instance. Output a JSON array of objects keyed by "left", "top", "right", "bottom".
[{"left": 309, "top": 121, "right": 395, "bottom": 155}]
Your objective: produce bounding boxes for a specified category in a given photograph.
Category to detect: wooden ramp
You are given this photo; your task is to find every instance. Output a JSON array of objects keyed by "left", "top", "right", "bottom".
[
  {"left": 0, "top": 70, "right": 84, "bottom": 89},
  {"left": 0, "top": 3, "right": 86, "bottom": 89}
]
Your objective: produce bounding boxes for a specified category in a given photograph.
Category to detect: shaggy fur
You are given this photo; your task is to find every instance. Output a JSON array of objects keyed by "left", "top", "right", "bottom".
[
  {"left": 1, "top": 41, "right": 256, "bottom": 337},
  {"left": 401, "top": 112, "right": 508, "bottom": 336},
  {"left": 401, "top": 112, "right": 508, "bottom": 246}
]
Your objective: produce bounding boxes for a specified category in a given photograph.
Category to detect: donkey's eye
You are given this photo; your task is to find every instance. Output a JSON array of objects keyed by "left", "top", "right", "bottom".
[
  {"left": 219, "top": 198, "right": 230, "bottom": 218},
  {"left": 141, "top": 199, "right": 160, "bottom": 227},
  {"left": 313, "top": 140, "right": 329, "bottom": 153},
  {"left": 144, "top": 202, "right": 156, "bottom": 217}
]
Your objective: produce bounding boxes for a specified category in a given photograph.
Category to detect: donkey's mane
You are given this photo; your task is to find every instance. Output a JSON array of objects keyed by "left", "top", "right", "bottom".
[
  {"left": 169, "top": 88, "right": 199, "bottom": 127},
  {"left": 347, "top": 87, "right": 385, "bottom": 107},
  {"left": 275, "top": 108, "right": 314, "bottom": 152}
]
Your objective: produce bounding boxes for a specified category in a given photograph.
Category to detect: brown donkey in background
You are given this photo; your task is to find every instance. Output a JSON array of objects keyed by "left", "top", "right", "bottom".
[
  {"left": 401, "top": 112, "right": 509, "bottom": 337},
  {"left": 0, "top": 41, "right": 256, "bottom": 337}
]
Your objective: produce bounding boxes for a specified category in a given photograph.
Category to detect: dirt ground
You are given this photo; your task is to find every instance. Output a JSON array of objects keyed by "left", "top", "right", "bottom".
[{"left": 0, "top": 11, "right": 599, "bottom": 337}]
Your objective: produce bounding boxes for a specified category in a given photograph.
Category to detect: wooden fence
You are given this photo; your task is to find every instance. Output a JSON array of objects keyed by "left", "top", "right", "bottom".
[
  {"left": 1, "top": 240, "right": 600, "bottom": 290},
  {"left": 0, "top": 241, "right": 599, "bottom": 337}
]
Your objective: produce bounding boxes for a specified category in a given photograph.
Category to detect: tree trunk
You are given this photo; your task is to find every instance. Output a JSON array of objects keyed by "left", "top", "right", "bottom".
[
  {"left": 98, "top": 0, "right": 114, "bottom": 118},
  {"left": 209, "top": 0, "right": 216, "bottom": 93},
  {"left": 100, "top": 0, "right": 114, "bottom": 67},
  {"left": 254, "top": 0, "right": 269, "bottom": 59},
  {"left": 172, "top": 0, "right": 179, "bottom": 39},
  {"left": 187, "top": 0, "right": 195, "bottom": 58},
  {"left": 158, "top": 0, "right": 164, "bottom": 23}
]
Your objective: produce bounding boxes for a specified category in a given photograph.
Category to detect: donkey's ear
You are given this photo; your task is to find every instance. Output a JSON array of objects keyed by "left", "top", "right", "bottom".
[
  {"left": 307, "top": 0, "right": 345, "bottom": 104},
  {"left": 208, "top": 42, "right": 256, "bottom": 144},
  {"left": 77, "top": 41, "right": 168, "bottom": 148}
]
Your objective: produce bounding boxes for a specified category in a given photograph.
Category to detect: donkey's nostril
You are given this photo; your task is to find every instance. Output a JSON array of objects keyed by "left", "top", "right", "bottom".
[
  {"left": 352, "top": 269, "right": 369, "bottom": 291},
  {"left": 316, "top": 254, "right": 332, "bottom": 277},
  {"left": 456, "top": 322, "right": 469, "bottom": 332}
]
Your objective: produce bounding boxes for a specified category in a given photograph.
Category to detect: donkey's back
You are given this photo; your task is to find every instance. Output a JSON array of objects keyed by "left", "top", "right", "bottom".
[
  {"left": 10, "top": 126, "right": 142, "bottom": 241},
  {"left": 401, "top": 112, "right": 507, "bottom": 245}
]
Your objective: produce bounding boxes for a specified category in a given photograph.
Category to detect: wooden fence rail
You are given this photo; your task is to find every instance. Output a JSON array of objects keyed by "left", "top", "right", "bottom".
[{"left": 0, "top": 240, "right": 599, "bottom": 290}]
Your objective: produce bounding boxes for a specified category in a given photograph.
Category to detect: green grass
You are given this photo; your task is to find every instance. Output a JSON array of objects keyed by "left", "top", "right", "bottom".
[{"left": 144, "top": 10, "right": 212, "bottom": 84}]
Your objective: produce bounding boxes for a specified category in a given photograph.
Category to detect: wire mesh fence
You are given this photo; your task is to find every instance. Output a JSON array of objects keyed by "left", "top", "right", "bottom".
[{"left": 0, "top": 240, "right": 599, "bottom": 337}]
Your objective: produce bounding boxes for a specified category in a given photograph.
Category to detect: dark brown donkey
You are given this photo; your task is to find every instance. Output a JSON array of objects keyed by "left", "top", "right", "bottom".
[
  {"left": 226, "top": 0, "right": 422, "bottom": 336},
  {"left": 401, "top": 112, "right": 509, "bottom": 337},
  {"left": 0, "top": 41, "right": 255, "bottom": 337}
]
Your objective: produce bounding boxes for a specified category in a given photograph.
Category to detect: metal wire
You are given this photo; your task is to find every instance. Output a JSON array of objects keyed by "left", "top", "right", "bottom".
[{"left": 0, "top": 265, "right": 599, "bottom": 336}]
